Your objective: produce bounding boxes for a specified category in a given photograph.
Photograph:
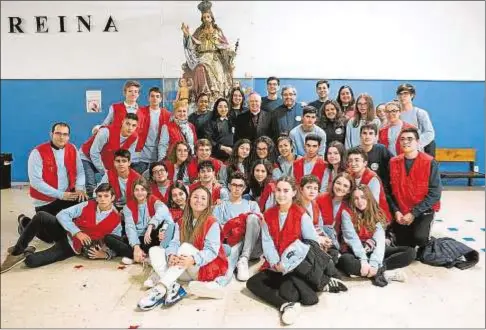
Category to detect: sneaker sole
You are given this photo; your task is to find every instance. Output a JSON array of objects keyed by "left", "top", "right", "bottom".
[
  {"left": 137, "top": 299, "right": 165, "bottom": 311},
  {"left": 0, "top": 256, "right": 26, "bottom": 274}
]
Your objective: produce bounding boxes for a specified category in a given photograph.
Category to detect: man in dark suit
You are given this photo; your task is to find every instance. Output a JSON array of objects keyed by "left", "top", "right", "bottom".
[{"left": 234, "top": 92, "right": 272, "bottom": 142}]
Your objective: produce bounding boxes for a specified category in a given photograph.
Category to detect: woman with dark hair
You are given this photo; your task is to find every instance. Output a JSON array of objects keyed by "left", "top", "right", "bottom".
[
  {"left": 246, "top": 159, "right": 276, "bottom": 211},
  {"left": 167, "top": 141, "right": 191, "bottom": 185},
  {"left": 250, "top": 136, "right": 277, "bottom": 165},
  {"left": 149, "top": 161, "right": 172, "bottom": 203},
  {"left": 317, "top": 100, "right": 347, "bottom": 148},
  {"left": 336, "top": 85, "right": 356, "bottom": 120},
  {"left": 166, "top": 182, "right": 189, "bottom": 225},
  {"left": 321, "top": 141, "right": 347, "bottom": 193},
  {"left": 138, "top": 186, "right": 229, "bottom": 310},
  {"left": 188, "top": 93, "right": 211, "bottom": 139},
  {"left": 337, "top": 184, "right": 415, "bottom": 286},
  {"left": 219, "top": 138, "right": 252, "bottom": 186},
  {"left": 344, "top": 93, "right": 381, "bottom": 149},
  {"left": 228, "top": 87, "right": 248, "bottom": 126},
  {"left": 204, "top": 98, "right": 234, "bottom": 161},
  {"left": 272, "top": 135, "right": 300, "bottom": 180}
]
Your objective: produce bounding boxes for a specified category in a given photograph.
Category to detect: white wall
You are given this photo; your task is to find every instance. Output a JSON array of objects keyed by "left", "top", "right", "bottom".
[{"left": 1, "top": 1, "right": 484, "bottom": 80}]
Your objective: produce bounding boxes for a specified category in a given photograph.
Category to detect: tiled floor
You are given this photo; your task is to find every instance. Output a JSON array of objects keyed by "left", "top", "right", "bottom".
[{"left": 1, "top": 187, "right": 485, "bottom": 328}]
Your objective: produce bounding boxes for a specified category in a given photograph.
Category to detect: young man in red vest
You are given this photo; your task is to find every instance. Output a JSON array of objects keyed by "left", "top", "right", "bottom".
[
  {"left": 346, "top": 147, "right": 392, "bottom": 222},
  {"left": 1, "top": 183, "right": 121, "bottom": 273},
  {"left": 292, "top": 134, "right": 327, "bottom": 185},
  {"left": 100, "top": 80, "right": 141, "bottom": 129},
  {"left": 96, "top": 149, "right": 141, "bottom": 210},
  {"left": 189, "top": 160, "right": 229, "bottom": 206},
  {"left": 186, "top": 139, "right": 224, "bottom": 183},
  {"left": 18, "top": 122, "right": 88, "bottom": 237},
  {"left": 157, "top": 100, "right": 197, "bottom": 161},
  {"left": 389, "top": 127, "right": 442, "bottom": 248},
  {"left": 80, "top": 114, "right": 139, "bottom": 196},
  {"left": 131, "top": 87, "right": 172, "bottom": 175}
]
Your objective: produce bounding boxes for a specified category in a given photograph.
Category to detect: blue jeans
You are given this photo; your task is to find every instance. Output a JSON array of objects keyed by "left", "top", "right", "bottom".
[{"left": 82, "top": 160, "right": 101, "bottom": 197}]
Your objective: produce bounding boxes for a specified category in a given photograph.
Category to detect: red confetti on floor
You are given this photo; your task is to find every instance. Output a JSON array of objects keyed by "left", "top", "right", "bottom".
[
  {"left": 118, "top": 265, "right": 126, "bottom": 270},
  {"left": 74, "top": 265, "right": 84, "bottom": 269},
  {"left": 128, "top": 325, "right": 139, "bottom": 329}
]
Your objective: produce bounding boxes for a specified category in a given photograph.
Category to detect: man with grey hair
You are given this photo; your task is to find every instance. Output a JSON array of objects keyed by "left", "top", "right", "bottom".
[
  {"left": 234, "top": 92, "right": 272, "bottom": 141},
  {"left": 269, "top": 85, "right": 303, "bottom": 142}
]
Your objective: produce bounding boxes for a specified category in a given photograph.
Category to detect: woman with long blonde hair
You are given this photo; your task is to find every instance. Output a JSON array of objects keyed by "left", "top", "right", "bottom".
[
  {"left": 137, "top": 186, "right": 228, "bottom": 311},
  {"left": 337, "top": 185, "right": 416, "bottom": 286}
]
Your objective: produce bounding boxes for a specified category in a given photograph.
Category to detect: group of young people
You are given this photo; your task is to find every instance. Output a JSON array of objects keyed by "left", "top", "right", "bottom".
[{"left": 1, "top": 78, "right": 442, "bottom": 325}]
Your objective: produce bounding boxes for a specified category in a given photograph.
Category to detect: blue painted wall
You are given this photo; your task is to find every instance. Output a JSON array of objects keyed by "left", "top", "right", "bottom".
[{"left": 1, "top": 78, "right": 484, "bottom": 186}]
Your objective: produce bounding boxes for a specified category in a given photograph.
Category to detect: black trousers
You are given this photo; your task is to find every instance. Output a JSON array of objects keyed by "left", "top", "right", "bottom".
[
  {"left": 424, "top": 140, "right": 436, "bottom": 158},
  {"left": 246, "top": 269, "right": 292, "bottom": 309},
  {"left": 336, "top": 246, "right": 417, "bottom": 276},
  {"left": 12, "top": 211, "right": 67, "bottom": 255},
  {"left": 392, "top": 211, "right": 435, "bottom": 248},
  {"left": 104, "top": 230, "right": 161, "bottom": 259}
]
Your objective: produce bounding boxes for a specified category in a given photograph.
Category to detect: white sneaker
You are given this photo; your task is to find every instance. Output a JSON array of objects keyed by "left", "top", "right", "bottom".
[
  {"left": 143, "top": 270, "right": 161, "bottom": 288},
  {"left": 137, "top": 284, "right": 167, "bottom": 311},
  {"left": 280, "top": 302, "right": 301, "bottom": 325},
  {"left": 384, "top": 269, "right": 407, "bottom": 283},
  {"left": 236, "top": 257, "right": 250, "bottom": 281},
  {"left": 121, "top": 257, "right": 134, "bottom": 265},
  {"left": 186, "top": 281, "right": 225, "bottom": 299}
]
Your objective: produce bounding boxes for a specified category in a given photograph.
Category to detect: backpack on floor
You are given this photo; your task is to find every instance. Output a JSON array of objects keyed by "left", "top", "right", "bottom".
[{"left": 417, "top": 236, "right": 479, "bottom": 270}]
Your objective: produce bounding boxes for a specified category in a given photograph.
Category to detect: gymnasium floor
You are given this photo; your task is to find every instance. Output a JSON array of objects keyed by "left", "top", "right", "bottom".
[{"left": 1, "top": 185, "right": 484, "bottom": 328}]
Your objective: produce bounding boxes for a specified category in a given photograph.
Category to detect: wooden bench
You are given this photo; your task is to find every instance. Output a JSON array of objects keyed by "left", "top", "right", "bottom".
[{"left": 436, "top": 148, "right": 485, "bottom": 186}]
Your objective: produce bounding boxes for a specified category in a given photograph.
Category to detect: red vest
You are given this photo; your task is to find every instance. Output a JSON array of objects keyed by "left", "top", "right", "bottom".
[
  {"left": 359, "top": 168, "right": 392, "bottom": 222},
  {"left": 71, "top": 200, "right": 121, "bottom": 253},
  {"left": 180, "top": 216, "right": 228, "bottom": 281},
  {"left": 166, "top": 121, "right": 197, "bottom": 157},
  {"left": 150, "top": 181, "right": 171, "bottom": 204},
  {"left": 112, "top": 103, "right": 139, "bottom": 128},
  {"left": 106, "top": 169, "right": 141, "bottom": 201},
  {"left": 390, "top": 152, "right": 441, "bottom": 214},
  {"left": 189, "top": 182, "right": 222, "bottom": 204},
  {"left": 169, "top": 208, "right": 184, "bottom": 225},
  {"left": 29, "top": 142, "right": 78, "bottom": 202},
  {"left": 187, "top": 157, "right": 223, "bottom": 183},
  {"left": 258, "top": 181, "right": 276, "bottom": 212},
  {"left": 293, "top": 158, "right": 327, "bottom": 185},
  {"left": 378, "top": 122, "right": 414, "bottom": 155},
  {"left": 310, "top": 200, "right": 320, "bottom": 226},
  {"left": 163, "top": 160, "right": 176, "bottom": 182},
  {"left": 222, "top": 212, "right": 263, "bottom": 247},
  {"left": 126, "top": 195, "right": 158, "bottom": 224},
  {"left": 135, "top": 106, "right": 171, "bottom": 152},
  {"left": 315, "top": 193, "right": 348, "bottom": 237},
  {"left": 261, "top": 204, "right": 304, "bottom": 270},
  {"left": 81, "top": 125, "right": 137, "bottom": 171}
]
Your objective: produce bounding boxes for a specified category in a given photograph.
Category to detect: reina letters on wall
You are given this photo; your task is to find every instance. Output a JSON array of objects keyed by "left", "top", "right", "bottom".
[{"left": 7, "top": 15, "right": 118, "bottom": 33}]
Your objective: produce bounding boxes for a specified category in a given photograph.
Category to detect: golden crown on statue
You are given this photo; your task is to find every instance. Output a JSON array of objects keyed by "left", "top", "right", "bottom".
[{"left": 197, "top": 0, "right": 212, "bottom": 13}]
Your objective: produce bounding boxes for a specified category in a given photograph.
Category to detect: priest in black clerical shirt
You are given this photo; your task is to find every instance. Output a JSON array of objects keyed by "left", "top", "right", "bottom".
[{"left": 234, "top": 92, "right": 272, "bottom": 142}]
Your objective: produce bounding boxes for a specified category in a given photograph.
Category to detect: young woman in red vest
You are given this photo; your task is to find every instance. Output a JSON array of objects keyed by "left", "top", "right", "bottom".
[
  {"left": 1, "top": 183, "right": 121, "bottom": 273},
  {"left": 246, "top": 176, "right": 322, "bottom": 325},
  {"left": 137, "top": 186, "right": 229, "bottom": 310},
  {"left": 157, "top": 100, "right": 197, "bottom": 161},
  {"left": 166, "top": 141, "right": 191, "bottom": 185},
  {"left": 245, "top": 159, "right": 276, "bottom": 212},
  {"left": 148, "top": 161, "right": 172, "bottom": 204},
  {"left": 219, "top": 138, "right": 252, "bottom": 187},
  {"left": 337, "top": 185, "right": 416, "bottom": 285},
  {"left": 389, "top": 127, "right": 441, "bottom": 248},
  {"left": 186, "top": 139, "right": 224, "bottom": 183},
  {"left": 97, "top": 149, "right": 141, "bottom": 210},
  {"left": 273, "top": 135, "right": 300, "bottom": 180},
  {"left": 336, "top": 85, "right": 356, "bottom": 120},
  {"left": 296, "top": 175, "right": 340, "bottom": 262},
  {"left": 378, "top": 100, "right": 415, "bottom": 157},
  {"left": 292, "top": 134, "right": 327, "bottom": 186},
  {"left": 320, "top": 141, "right": 347, "bottom": 193},
  {"left": 166, "top": 182, "right": 189, "bottom": 226},
  {"left": 105, "top": 177, "right": 175, "bottom": 265}
]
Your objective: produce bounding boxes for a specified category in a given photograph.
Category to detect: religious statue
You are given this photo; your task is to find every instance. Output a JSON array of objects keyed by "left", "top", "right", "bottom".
[{"left": 181, "top": 0, "right": 237, "bottom": 103}]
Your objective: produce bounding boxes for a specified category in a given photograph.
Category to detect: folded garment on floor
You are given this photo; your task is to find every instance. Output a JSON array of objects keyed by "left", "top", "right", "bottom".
[{"left": 417, "top": 236, "right": 479, "bottom": 270}]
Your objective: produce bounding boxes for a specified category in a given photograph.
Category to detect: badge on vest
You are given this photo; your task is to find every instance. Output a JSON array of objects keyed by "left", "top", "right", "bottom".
[
  {"left": 335, "top": 128, "right": 343, "bottom": 134},
  {"left": 295, "top": 116, "right": 302, "bottom": 122},
  {"left": 370, "top": 163, "right": 379, "bottom": 171},
  {"left": 231, "top": 127, "right": 235, "bottom": 134}
]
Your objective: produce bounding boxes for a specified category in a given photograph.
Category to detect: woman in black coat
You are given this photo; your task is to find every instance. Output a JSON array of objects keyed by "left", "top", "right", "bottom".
[{"left": 204, "top": 97, "right": 234, "bottom": 161}]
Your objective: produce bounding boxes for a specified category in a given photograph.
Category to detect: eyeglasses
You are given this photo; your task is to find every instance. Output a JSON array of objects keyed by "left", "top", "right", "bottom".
[
  {"left": 53, "top": 132, "right": 69, "bottom": 137},
  {"left": 400, "top": 137, "right": 416, "bottom": 142},
  {"left": 152, "top": 169, "right": 166, "bottom": 174},
  {"left": 230, "top": 183, "right": 245, "bottom": 189},
  {"left": 386, "top": 109, "right": 400, "bottom": 113}
]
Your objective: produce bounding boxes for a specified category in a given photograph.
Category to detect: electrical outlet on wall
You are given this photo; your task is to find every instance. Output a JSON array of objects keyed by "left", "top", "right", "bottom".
[{"left": 474, "top": 165, "right": 479, "bottom": 172}]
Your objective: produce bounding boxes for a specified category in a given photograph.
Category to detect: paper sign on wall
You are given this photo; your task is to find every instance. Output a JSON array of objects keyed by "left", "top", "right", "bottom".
[{"left": 86, "top": 90, "right": 102, "bottom": 113}]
